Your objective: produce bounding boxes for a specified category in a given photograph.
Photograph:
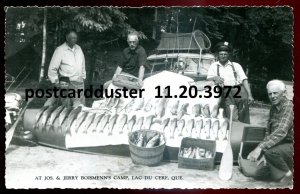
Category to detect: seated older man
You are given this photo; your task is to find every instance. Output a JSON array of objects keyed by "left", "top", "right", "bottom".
[{"left": 247, "top": 80, "right": 293, "bottom": 185}]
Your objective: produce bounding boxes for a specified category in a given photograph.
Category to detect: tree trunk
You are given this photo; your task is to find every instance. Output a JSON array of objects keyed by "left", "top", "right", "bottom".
[
  {"left": 39, "top": 8, "right": 47, "bottom": 82},
  {"left": 152, "top": 8, "right": 158, "bottom": 40}
]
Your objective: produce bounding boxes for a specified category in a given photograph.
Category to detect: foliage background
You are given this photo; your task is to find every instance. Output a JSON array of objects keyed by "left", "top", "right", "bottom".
[{"left": 5, "top": 7, "right": 293, "bottom": 102}]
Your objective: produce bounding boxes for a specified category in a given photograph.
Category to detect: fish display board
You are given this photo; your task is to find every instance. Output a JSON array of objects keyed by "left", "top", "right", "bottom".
[{"left": 29, "top": 71, "right": 230, "bottom": 152}]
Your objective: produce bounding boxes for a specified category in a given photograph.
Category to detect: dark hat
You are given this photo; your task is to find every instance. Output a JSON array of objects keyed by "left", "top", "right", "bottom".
[
  {"left": 215, "top": 41, "right": 232, "bottom": 52},
  {"left": 59, "top": 76, "right": 70, "bottom": 83}
]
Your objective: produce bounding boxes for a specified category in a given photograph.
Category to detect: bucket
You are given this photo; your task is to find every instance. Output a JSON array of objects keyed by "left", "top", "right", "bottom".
[{"left": 128, "top": 130, "right": 166, "bottom": 166}]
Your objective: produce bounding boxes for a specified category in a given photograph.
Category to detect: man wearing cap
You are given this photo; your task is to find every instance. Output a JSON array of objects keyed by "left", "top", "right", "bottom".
[
  {"left": 207, "top": 41, "right": 254, "bottom": 124},
  {"left": 247, "top": 80, "right": 293, "bottom": 186},
  {"left": 104, "top": 32, "right": 147, "bottom": 89},
  {"left": 46, "top": 30, "right": 86, "bottom": 107}
]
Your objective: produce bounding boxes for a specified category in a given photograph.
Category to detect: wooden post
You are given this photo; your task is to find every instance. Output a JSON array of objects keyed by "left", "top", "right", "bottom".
[
  {"left": 39, "top": 8, "right": 47, "bottom": 82},
  {"left": 152, "top": 8, "right": 158, "bottom": 40}
]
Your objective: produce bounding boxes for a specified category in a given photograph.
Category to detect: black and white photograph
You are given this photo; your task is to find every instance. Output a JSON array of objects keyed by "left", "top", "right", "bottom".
[{"left": 4, "top": 6, "right": 294, "bottom": 189}]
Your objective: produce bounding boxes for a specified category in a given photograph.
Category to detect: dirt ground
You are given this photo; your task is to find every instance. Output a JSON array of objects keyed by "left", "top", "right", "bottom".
[{"left": 5, "top": 107, "right": 292, "bottom": 189}]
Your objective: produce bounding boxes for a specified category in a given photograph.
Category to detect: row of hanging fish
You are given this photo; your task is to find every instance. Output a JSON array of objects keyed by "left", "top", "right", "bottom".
[
  {"left": 179, "top": 147, "right": 214, "bottom": 159},
  {"left": 130, "top": 132, "right": 165, "bottom": 148},
  {"left": 164, "top": 117, "right": 229, "bottom": 141}
]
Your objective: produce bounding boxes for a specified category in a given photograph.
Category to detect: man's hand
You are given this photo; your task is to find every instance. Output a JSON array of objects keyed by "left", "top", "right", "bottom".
[
  {"left": 213, "top": 76, "right": 224, "bottom": 85},
  {"left": 248, "top": 95, "right": 254, "bottom": 105},
  {"left": 247, "top": 146, "right": 262, "bottom": 162}
]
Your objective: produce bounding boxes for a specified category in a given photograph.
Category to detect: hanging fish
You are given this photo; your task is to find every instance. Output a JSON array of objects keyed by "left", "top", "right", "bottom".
[
  {"left": 114, "top": 114, "right": 127, "bottom": 134},
  {"left": 170, "top": 100, "right": 180, "bottom": 115},
  {"left": 143, "top": 115, "right": 155, "bottom": 130},
  {"left": 177, "top": 103, "right": 189, "bottom": 120},
  {"left": 60, "top": 106, "right": 82, "bottom": 134},
  {"left": 97, "top": 114, "right": 111, "bottom": 133},
  {"left": 127, "top": 115, "right": 136, "bottom": 132},
  {"left": 108, "top": 114, "right": 119, "bottom": 136},
  {"left": 186, "top": 118, "right": 195, "bottom": 137},
  {"left": 177, "top": 119, "right": 185, "bottom": 136},
  {"left": 212, "top": 120, "right": 220, "bottom": 140},
  {"left": 133, "top": 116, "right": 144, "bottom": 131},
  {"left": 195, "top": 119, "right": 203, "bottom": 138},
  {"left": 160, "top": 118, "right": 170, "bottom": 131},
  {"left": 204, "top": 119, "right": 212, "bottom": 139},
  {"left": 202, "top": 104, "right": 210, "bottom": 118},
  {"left": 58, "top": 106, "right": 73, "bottom": 127},
  {"left": 132, "top": 97, "right": 145, "bottom": 111},
  {"left": 192, "top": 104, "right": 202, "bottom": 117},
  {"left": 69, "top": 111, "right": 88, "bottom": 135},
  {"left": 220, "top": 119, "right": 229, "bottom": 140},
  {"left": 45, "top": 105, "right": 64, "bottom": 131},
  {"left": 33, "top": 106, "right": 49, "bottom": 130},
  {"left": 144, "top": 98, "right": 154, "bottom": 112},
  {"left": 155, "top": 96, "right": 168, "bottom": 123},
  {"left": 38, "top": 105, "right": 59, "bottom": 131},
  {"left": 77, "top": 113, "right": 96, "bottom": 134},
  {"left": 210, "top": 104, "right": 219, "bottom": 118},
  {"left": 145, "top": 134, "right": 160, "bottom": 148},
  {"left": 169, "top": 118, "right": 177, "bottom": 139},
  {"left": 86, "top": 113, "right": 104, "bottom": 133}
]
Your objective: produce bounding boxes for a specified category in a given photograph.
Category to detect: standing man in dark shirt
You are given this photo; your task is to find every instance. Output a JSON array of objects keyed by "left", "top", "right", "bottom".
[
  {"left": 104, "top": 32, "right": 147, "bottom": 89},
  {"left": 247, "top": 80, "right": 293, "bottom": 186}
]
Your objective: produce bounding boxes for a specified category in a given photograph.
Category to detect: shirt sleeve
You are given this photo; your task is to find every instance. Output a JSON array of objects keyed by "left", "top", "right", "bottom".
[
  {"left": 259, "top": 104, "right": 293, "bottom": 150},
  {"left": 207, "top": 63, "right": 217, "bottom": 79},
  {"left": 234, "top": 63, "right": 248, "bottom": 81},
  {"left": 81, "top": 49, "right": 86, "bottom": 80},
  {"left": 48, "top": 48, "right": 62, "bottom": 84},
  {"left": 138, "top": 47, "right": 147, "bottom": 66}
]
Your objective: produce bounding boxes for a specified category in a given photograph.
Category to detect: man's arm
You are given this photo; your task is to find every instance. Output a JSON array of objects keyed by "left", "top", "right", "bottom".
[
  {"left": 242, "top": 79, "right": 254, "bottom": 104},
  {"left": 138, "top": 65, "right": 145, "bottom": 80},
  {"left": 137, "top": 47, "right": 147, "bottom": 81},
  {"left": 258, "top": 104, "right": 293, "bottom": 151},
  {"left": 206, "top": 63, "right": 224, "bottom": 85},
  {"left": 48, "top": 48, "right": 61, "bottom": 84}
]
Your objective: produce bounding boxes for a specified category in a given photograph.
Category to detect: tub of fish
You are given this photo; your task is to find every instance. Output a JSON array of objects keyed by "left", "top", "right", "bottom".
[
  {"left": 128, "top": 130, "right": 166, "bottom": 166},
  {"left": 178, "top": 137, "right": 216, "bottom": 170}
]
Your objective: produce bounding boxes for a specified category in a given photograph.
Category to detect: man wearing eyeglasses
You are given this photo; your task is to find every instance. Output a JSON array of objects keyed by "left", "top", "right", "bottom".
[
  {"left": 207, "top": 41, "right": 254, "bottom": 124},
  {"left": 104, "top": 32, "right": 147, "bottom": 89}
]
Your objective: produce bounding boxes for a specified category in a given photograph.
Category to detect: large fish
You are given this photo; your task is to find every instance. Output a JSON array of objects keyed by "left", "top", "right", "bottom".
[
  {"left": 210, "top": 104, "right": 219, "bottom": 118},
  {"left": 177, "top": 103, "right": 189, "bottom": 120},
  {"left": 77, "top": 113, "right": 96, "bottom": 134},
  {"left": 114, "top": 114, "right": 127, "bottom": 134},
  {"left": 169, "top": 118, "right": 177, "bottom": 139},
  {"left": 177, "top": 119, "right": 185, "bottom": 136},
  {"left": 202, "top": 104, "right": 210, "bottom": 118},
  {"left": 142, "top": 115, "right": 155, "bottom": 130},
  {"left": 106, "top": 98, "right": 116, "bottom": 108},
  {"left": 192, "top": 104, "right": 202, "bottom": 117},
  {"left": 186, "top": 118, "right": 195, "bottom": 137},
  {"left": 160, "top": 118, "right": 170, "bottom": 131},
  {"left": 170, "top": 100, "right": 180, "bottom": 115},
  {"left": 38, "top": 105, "right": 59, "bottom": 131},
  {"left": 45, "top": 106, "right": 64, "bottom": 131},
  {"left": 97, "top": 114, "right": 111, "bottom": 133},
  {"left": 59, "top": 106, "right": 82, "bottom": 134},
  {"left": 108, "top": 114, "right": 119, "bottom": 136},
  {"left": 182, "top": 147, "right": 193, "bottom": 158},
  {"left": 145, "top": 134, "right": 160, "bottom": 148},
  {"left": 212, "top": 120, "right": 220, "bottom": 140},
  {"left": 204, "top": 119, "right": 212, "bottom": 139},
  {"left": 86, "top": 113, "right": 104, "bottom": 133},
  {"left": 125, "top": 99, "right": 135, "bottom": 113},
  {"left": 33, "top": 106, "right": 49, "bottom": 130},
  {"left": 127, "top": 115, "right": 136, "bottom": 132},
  {"left": 133, "top": 116, "right": 144, "bottom": 131},
  {"left": 69, "top": 111, "right": 88, "bottom": 135},
  {"left": 195, "top": 119, "right": 203, "bottom": 138}
]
